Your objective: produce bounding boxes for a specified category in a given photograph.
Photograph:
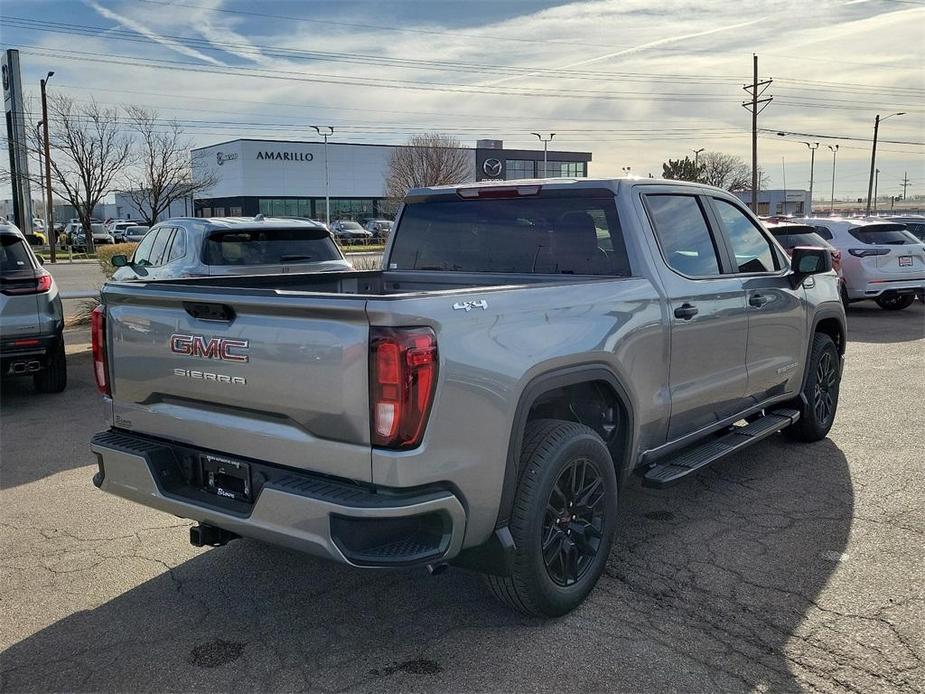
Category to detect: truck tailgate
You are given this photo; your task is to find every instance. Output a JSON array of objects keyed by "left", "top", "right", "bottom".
[{"left": 103, "top": 283, "right": 372, "bottom": 481}]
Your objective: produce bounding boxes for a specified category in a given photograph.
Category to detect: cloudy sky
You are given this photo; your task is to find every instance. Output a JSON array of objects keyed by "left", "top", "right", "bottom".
[{"left": 3, "top": 0, "right": 923, "bottom": 201}]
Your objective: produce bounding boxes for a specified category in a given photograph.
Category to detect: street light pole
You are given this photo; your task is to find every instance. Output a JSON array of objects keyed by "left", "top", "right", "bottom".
[
  {"left": 531, "top": 133, "right": 554, "bottom": 177},
  {"left": 827, "top": 144, "right": 839, "bottom": 214},
  {"left": 40, "top": 71, "right": 55, "bottom": 263},
  {"left": 311, "top": 125, "right": 334, "bottom": 226},
  {"left": 866, "top": 112, "right": 904, "bottom": 216},
  {"left": 692, "top": 148, "right": 704, "bottom": 169}
]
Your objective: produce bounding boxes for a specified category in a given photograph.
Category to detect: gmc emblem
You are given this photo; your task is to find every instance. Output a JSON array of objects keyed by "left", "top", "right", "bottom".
[{"left": 170, "top": 334, "right": 249, "bottom": 363}]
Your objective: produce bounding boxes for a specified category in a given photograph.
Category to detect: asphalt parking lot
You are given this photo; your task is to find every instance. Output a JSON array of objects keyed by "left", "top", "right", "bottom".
[{"left": 1, "top": 303, "right": 923, "bottom": 693}]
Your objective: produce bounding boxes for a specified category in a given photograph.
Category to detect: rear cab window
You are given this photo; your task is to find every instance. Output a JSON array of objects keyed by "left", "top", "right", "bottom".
[
  {"left": 389, "top": 193, "right": 630, "bottom": 276},
  {"left": 203, "top": 227, "right": 341, "bottom": 266},
  {"left": 849, "top": 224, "right": 919, "bottom": 245}
]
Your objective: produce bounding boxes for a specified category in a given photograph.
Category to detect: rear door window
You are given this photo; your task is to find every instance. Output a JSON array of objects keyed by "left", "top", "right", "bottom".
[
  {"left": 813, "top": 225, "right": 833, "bottom": 240},
  {"left": 203, "top": 227, "right": 341, "bottom": 265},
  {"left": 848, "top": 224, "right": 919, "bottom": 245},
  {"left": 165, "top": 228, "right": 187, "bottom": 263},
  {"left": 390, "top": 194, "right": 630, "bottom": 276},
  {"left": 644, "top": 194, "right": 721, "bottom": 277}
]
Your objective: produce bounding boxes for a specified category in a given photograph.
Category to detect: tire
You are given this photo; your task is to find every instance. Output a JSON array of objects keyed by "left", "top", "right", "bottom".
[
  {"left": 34, "top": 339, "right": 67, "bottom": 393},
  {"left": 485, "top": 419, "right": 618, "bottom": 618},
  {"left": 784, "top": 333, "right": 840, "bottom": 442},
  {"left": 875, "top": 294, "right": 915, "bottom": 311}
]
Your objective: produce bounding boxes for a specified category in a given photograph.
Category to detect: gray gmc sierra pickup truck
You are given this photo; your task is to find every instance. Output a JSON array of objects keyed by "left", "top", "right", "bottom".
[{"left": 89, "top": 178, "right": 846, "bottom": 617}]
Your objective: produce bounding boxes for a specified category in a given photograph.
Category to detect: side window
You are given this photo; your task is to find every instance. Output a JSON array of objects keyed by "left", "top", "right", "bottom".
[
  {"left": 132, "top": 229, "right": 160, "bottom": 266},
  {"left": 147, "top": 228, "right": 174, "bottom": 267},
  {"left": 814, "top": 225, "right": 833, "bottom": 241},
  {"left": 645, "top": 194, "right": 721, "bottom": 277},
  {"left": 712, "top": 199, "right": 777, "bottom": 273},
  {"left": 165, "top": 228, "right": 187, "bottom": 263}
]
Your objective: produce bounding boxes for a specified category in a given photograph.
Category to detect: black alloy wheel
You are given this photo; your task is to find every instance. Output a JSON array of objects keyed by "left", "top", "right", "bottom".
[
  {"left": 542, "top": 458, "right": 605, "bottom": 587},
  {"left": 812, "top": 349, "right": 838, "bottom": 426}
]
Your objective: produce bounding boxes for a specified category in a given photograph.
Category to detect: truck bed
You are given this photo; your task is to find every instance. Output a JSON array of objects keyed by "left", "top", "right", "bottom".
[{"left": 124, "top": 269, "right": 610, "bottom": 297}]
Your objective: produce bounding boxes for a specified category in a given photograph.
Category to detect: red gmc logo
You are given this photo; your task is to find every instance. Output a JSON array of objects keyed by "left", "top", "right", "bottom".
[{"left": 169, "top": 334, "right": 249, "bottom": 363}]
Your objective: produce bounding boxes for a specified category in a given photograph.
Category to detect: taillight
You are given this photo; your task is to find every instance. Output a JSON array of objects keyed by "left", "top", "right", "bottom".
[
  {"left": 0, "top": 270, "right": 53, "bottom": 295},
  {"left": 91, "top": 305, "right": 110, "bottom": 396},
  {"left": 848, "top": 247, "right": 890, "bottom": 257},
  {"left": 830, "top": 249, "right": 842, "bottom": 272},
  {"left": 369, "top": 327, "right": 438, "bottom": 449}
]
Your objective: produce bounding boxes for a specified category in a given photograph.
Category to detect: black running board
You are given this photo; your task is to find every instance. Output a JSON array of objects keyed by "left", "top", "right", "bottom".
[{"left": 642, "top": 408, "right": 800, "bottom": 488}]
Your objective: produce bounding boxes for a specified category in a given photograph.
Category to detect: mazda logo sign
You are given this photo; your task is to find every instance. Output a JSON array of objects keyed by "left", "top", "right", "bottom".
[{"left": 482, "top": 158, "right": 502, "bottom": 177}]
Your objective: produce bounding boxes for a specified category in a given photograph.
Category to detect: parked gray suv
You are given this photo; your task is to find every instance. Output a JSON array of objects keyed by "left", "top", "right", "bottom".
[
  {"left": 89, "top": 179, "right": 845, "bottom": 616},
  {"left": 0, "top": 225, "right": 66, "bottom": 392},
  {"left": 110, "top": 216, "right": 352, "bottom": 281}
]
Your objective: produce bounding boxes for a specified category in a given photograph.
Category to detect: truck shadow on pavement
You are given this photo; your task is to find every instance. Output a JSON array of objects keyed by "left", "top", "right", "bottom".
[
  {"left": 1, "top": 436, "right": 852, "bottom": 693},
  {"left": 844, "top": 300, "right": 925, "bottom": 344}
]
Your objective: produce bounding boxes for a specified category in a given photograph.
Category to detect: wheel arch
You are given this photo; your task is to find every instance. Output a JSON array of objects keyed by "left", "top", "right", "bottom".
[
  {"left": 798, "top": 308, "right": 847, "bottom": 397},
  {"left": 495, "top": 364, "right": 637, "bottom": 530}
]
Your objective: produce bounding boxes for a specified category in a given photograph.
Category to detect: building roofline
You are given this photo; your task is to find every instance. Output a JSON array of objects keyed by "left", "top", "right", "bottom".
[{"left": 191, "top": 137, "right": 590, "bottom": 157}]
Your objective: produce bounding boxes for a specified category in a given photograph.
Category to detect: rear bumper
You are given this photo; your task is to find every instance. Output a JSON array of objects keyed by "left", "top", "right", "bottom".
[
  {"left": 846, "top": 277, "right": 925, "bottom": 300},
  {"left": 90, "top": 429, "right": 467, "bottom": 567},
  {"left": 1, "top": 334, "right": 59, "bottom": 377}
]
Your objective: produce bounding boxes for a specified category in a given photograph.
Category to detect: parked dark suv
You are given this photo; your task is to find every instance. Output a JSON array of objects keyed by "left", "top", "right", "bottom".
[{"left": 0, "top": 225, "right": 66, "bottom": 392}]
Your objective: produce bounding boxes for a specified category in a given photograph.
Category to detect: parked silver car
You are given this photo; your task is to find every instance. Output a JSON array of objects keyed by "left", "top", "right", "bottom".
[
  {"left": 122, "top": 225, "right": 150, "bottom": 243},
  {"left": 110, "top": 216, "right": 352, "bottom": 281},
  {"left": 0, "top": 224, "right": 66, "bottom": 392}
]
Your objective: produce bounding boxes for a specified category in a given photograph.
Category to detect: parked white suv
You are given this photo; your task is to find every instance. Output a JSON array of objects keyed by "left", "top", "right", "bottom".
[{"left": 794, "top": 218, "right": 925, "bottom": 310}]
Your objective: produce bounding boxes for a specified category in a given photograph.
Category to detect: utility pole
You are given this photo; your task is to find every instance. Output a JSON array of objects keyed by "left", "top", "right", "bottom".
[
  {"left": 901, "top": 171, "right": 909, "bottom": 200},
  {"left": 865, "top": 112, "right": 904, "bottom": 215},
  {"left": 828, "top": 144, "right": 839, "bottom": 214},
  {"left": 803, "top": 142, "right": 819, "bottom": 215},
  {"left": 311, "top": 126, "right": 334, "bottom": 226},
  {"left": 874, "top": 168, "right": 880, "bottom": 214},
  {"left": 531, "top": 133, "right": 555, "bottom": 177},
  {"left": 742, "top": 54, "right": 773, "bottom": 213},
  {"left": 781, "top": 156, "right": 787, "bottom": 215},
  {"left": 40, "top": 72, "right": 56, "bottom": 263}
]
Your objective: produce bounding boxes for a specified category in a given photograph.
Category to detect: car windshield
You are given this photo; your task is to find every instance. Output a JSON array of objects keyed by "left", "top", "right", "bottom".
[
  {"left": 848, "top": 224, "right": 918, "bottom": 245},
  {"left": 203, "top": 227, "right": 341, "bottom": 265},
  {"left": 90, "top": 224, "right": 107, "bottom": 234},
  {"left": 339, "top": 222, "right": 363, "bottom": 230}
]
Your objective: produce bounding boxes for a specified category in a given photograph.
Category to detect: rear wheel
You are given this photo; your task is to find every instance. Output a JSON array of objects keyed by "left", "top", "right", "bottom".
[
  {"left": 876, "top": 294, "right": 915, "bottom": 310},
  {"left": 485, "top": 419, "right": 618, "bottom": 617},
  {"left": 784, "top": 333, "right": 840, "bottom": 442},
  {"left": 34, "top": 339, "right": 67, "bottom": 393}
]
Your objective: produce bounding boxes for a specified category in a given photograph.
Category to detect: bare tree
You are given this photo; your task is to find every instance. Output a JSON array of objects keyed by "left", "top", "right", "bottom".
[
  {"left": 45, "top": 95, "right": 133, "bottom": 252},
  {"left": 385, "top": 133, "right": 471, "bottom": 203},
  {"left": 699, "top": 151, "right": 764, "bottom": 192},
  {"left": 122, "top": 106, "right": 218, "bottom": 226}
]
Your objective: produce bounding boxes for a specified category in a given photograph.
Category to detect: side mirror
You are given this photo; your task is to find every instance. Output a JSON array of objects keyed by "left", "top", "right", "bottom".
[
  {"left": 111, "top": 254, "right": 129, "bottom": 268},
  {"left": 789, "top": 246, "right": 832, "bottom": 288}
]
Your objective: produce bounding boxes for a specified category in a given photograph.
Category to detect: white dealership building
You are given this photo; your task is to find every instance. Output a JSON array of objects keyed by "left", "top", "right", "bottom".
[{"left": 192, "top": 138, "right": 592, "bottom": 221}]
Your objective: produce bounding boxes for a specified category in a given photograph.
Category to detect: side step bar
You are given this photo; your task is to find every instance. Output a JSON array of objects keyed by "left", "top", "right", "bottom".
[{"left": 643, "top": 408, "right": 800, "bottom": 488}]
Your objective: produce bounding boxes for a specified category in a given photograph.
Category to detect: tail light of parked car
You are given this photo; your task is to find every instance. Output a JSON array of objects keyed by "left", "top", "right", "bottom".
[
  {"left": 0, "top": 270, "right": 52, "bottom": 295},
  {"left": 369, "top": 327, "right": 438, "bottom": 449},
  {"left": 830, "top": 249, "right": 841, "bottom": 273},
  {"left": 91, "top": 305, "right": 110, "bottom": 396}
]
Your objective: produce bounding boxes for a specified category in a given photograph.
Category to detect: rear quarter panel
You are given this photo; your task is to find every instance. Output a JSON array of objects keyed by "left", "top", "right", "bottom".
[{"left": 366, "top": 276, "right": 666, "bottom": 547}]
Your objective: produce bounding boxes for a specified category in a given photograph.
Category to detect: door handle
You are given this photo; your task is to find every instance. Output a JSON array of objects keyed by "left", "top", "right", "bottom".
[
  {"left": 674, "top": 303, "right": 699, "bottom": 320},
  {"left": 749, "top": 294, "right": 770, "bottom": 308}
]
